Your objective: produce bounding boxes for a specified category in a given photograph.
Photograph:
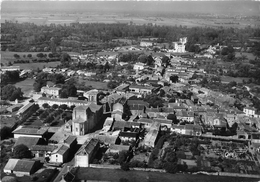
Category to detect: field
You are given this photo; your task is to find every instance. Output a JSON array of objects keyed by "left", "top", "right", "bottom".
[
  {"left": 221, "top": 76, "right": 250, "bottom": 84},
  {"left": 235, "top": 52, "right": 257, "bottom": 61},
  {"left": 1, "top": 51, "right": 51, "bottom": 63},
  {"left": 75, "top": 167, "right": 259, "bottom": 182},
  {"left": 78, "top": 78, "right": 108, "bottom": 90},
  {"left": 2, "top": 13, "right": 260, "bottom": 28},
  {"left": 15, "top": 78, "right": 35, "bottom": 97},
  {"left": 14, "top": 62, "right": 60, "bottom": 70}
]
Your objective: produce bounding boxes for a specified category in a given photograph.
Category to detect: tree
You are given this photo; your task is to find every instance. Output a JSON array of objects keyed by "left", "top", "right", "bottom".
[
  {"left": 36, "top": 53, "right": 44, "bottom": 58},
  {"left": 59, "top": 104, "right": 68, "bottom": 110},
  {"left": 1, "top": 85, "right": 23, "bottom": 101},
  {"left": 0, "top": 126, "right": 12, "bottom": 140},
  {"left": 42, "top": 103, "right": 50, "bottom": 109},
  {"left": 12, "top": 144, "right": 32, "bottom": 159},
  {"left": 163, "top": 162, "right": 178, "bottom": 174},
  {"left": 52, "top": 104, "right": 59, "bottom": 110},
  {"left": 161, "top": 56, "right": 170, "bottom": 67},
  {"left": 120, "top": 162, "right": 130, "bottom": 171},
  {"left": 13, "top": 54, "right": 20, "bottom": 59},
  {"left": 107, "top": 81, "right": 119, "bottom": 89},
  {"left": 27, "top": 54, "right": 32, "bottom": 58},
  {"left": 118, "top": 150, "right": 129, "bottom": 164},
  {"left": 170, "top": 75, "right": 178, "bottom": 83}
]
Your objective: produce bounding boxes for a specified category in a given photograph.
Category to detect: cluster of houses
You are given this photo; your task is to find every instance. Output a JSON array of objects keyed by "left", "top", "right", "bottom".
[{"left": 2, "top": 36, "right": 260, "bottom": 179}]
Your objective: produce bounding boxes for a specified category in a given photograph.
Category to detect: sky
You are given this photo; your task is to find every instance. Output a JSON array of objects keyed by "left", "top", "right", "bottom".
[{"left": 2, "top": 1, "right": 260, "bottom": 16}]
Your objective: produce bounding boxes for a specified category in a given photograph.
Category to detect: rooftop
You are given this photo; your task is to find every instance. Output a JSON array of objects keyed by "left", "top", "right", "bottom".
[
  {"left": 13, "top": 159, "right": 38, "bottom": 173},
  {"left": 13, "top": 127, "right": 48, "bottom": 136},
  {"left": 76, "top": 138, "right": 99, "bottom": 155}
]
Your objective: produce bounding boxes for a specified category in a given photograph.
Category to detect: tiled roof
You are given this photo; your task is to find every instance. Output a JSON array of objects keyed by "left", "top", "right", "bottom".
[
  {"left": 30, "top": 145, "right": 57, "bottom": 151},
  {"left": 76, "top": 138, "right": 99, "bottom": 155},
  {"left": 13, "top": 159, "right": 38, "bottom": 173},
  {"left": 75, "top": 103, "right": 102, "bottom": 113},
  {"left": 53, "top": 144, "right": 69, "bottom": 155},
  {"left": 14, "top": 137, "right": 41, "bottom": 148},
  {"left": 13, "top": 127, "right": 48, "bottom": 136}
]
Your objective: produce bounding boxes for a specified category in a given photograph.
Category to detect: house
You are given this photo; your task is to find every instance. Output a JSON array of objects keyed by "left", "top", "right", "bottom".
[
  {"left": 41, "top": 86, "right": 61, "bottom": 97},
  {"left": 75, "top": 139, "right": 99, "bottom": 167},
  {"left": 129, "top": 85, "right": 154, "bottom": 95},
  {"left": 96, "top": 134, "right": 119, "bottom": 145},
  {"left": 42, "top": 67, "right": 54, "bottom": 73},
  {"left": 133, "top": 62, "right": 145, "bottom": 71},
  {"left": 140, "top": 41, "right": 154, "bottom": 47},
  {"left": 137, "top": 118, "right": 154, "bottom": 128},
  {"left": 49, "top": 144, "right": 70, "bottom": 164},
  {"left": 243, "top": 107, "right": 256, "bottom": 117},
  {"left": 6, "top": 104, "right": 23, "bottom": 113},
  {"left": 142, "top": 129, "right": 159, "bottom": 148},
  {"left": 13, "top": 159, "right": 42, "bottom": 176},
  {"left": 171, "top": 124, "right": 202, "bottom": 136},
  {"left": 4, "top": 159, "right": 20, "bottom": 174},
  {"left": 100, "top": 117, "right": 114, "bottom": 133},
  {"left": 30, "top": 145, "right": 57, "bottom": 158},
  {"left": 114, "top": 84, "right": 130, "bottom": 94},
  {"left": 213, "top": 115, "right": 227, "bottom": 128},
  {"left": 127, "top": 100, "right": 149, "bottom": 116},
  {"left": 16, "top": 102, "right": 37, "bottom": 116},
  {"left": 175, "top": 110, "right": 194, "bottom": 122},
  {"left": 12, "top": 126, "right": 48, "bottom": 139},
  {"left": 37, "top": 97, "right": 91, "bottom": 107},
  {"left": 153, "top": 118, "right": 172, "bottom": 129},
  {"left": 106, "top": 144, "right": 130, "bottom": 154},
  {"left": 70, "top": 103, "right": 103, "bottom": 136}
]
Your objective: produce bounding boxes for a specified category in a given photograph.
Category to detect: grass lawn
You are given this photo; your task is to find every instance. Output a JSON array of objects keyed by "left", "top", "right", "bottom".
[
  {"left": 15, "top": 78, "right": 35, "bottom": 96},
  {"left": 78, "top": 78, "right": 108, "bottom": 90},
  {"left": 14, "top": 62, "right": 60, "bottom": 70},
  {"left": 221, "top": 76, "right": 250, "bottom": 84},
  {"left": 75, "top": 167, "right": 259, "bottom": 182}
]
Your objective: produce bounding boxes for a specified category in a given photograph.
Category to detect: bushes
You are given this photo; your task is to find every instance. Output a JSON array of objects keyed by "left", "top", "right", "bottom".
[{"left": 0, "top": 126, "right": 13, "bottom": 140}]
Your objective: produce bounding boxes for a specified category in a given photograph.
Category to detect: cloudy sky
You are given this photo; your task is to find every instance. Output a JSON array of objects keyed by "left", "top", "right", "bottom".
[{"left": 2, "top": 1, "right": 260, "bottom": 16}]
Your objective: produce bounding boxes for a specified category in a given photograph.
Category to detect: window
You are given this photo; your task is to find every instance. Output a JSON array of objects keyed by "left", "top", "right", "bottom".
[{"left": 76, "top": 128, "right": 78, "bottom": 132}]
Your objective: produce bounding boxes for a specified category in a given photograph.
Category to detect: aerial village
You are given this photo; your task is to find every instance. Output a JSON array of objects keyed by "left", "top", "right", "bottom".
[{"left": 1, "top": 37, "right": 260, "bottom": 182}]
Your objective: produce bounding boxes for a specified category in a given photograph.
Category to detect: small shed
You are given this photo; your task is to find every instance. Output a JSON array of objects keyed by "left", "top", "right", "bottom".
[{"left": 4, "top": 159, "right": 19, "bottom": 174}]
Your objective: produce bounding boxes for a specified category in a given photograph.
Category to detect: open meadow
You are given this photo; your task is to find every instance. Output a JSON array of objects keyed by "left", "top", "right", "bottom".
[
  {"left": 14, "top": 78, "right": 35, "bottom": 96},
  {"left": 2, "top": 12, "right": 260, "bottom": 28},
  {"left": 75, "top": 167, "right": 259, "bottom": 182}
]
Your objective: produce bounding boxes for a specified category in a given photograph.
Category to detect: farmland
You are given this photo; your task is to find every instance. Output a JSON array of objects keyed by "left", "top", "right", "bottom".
[
  {"left": 75, "top": 167, "right": 259, "bottom": 182},
  {"left": 2, "top": 12, "right": 260, "bottom": 28}
]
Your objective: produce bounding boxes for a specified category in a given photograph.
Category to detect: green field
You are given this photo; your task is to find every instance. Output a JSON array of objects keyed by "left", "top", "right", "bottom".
[
  {"left": 78, "top": 78, "right": 108, "bottom": 90},
  {"left": 75, "top": 167, "right": 259, "bottom": 182},
  {"left": 1, "top": 51, "right": 52, "bottom": 63},
  {"left": 15, "top": 78, "right": 35, "bottom": 96},
  {"left": 221, "top": 76, "right": 250, "bottom": 84},
  {"left": 2, "top": 12, "right": 260, "bottom": 28},
  {"left": 14, "top": 62, "right": 60, "bottom": 70}
]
